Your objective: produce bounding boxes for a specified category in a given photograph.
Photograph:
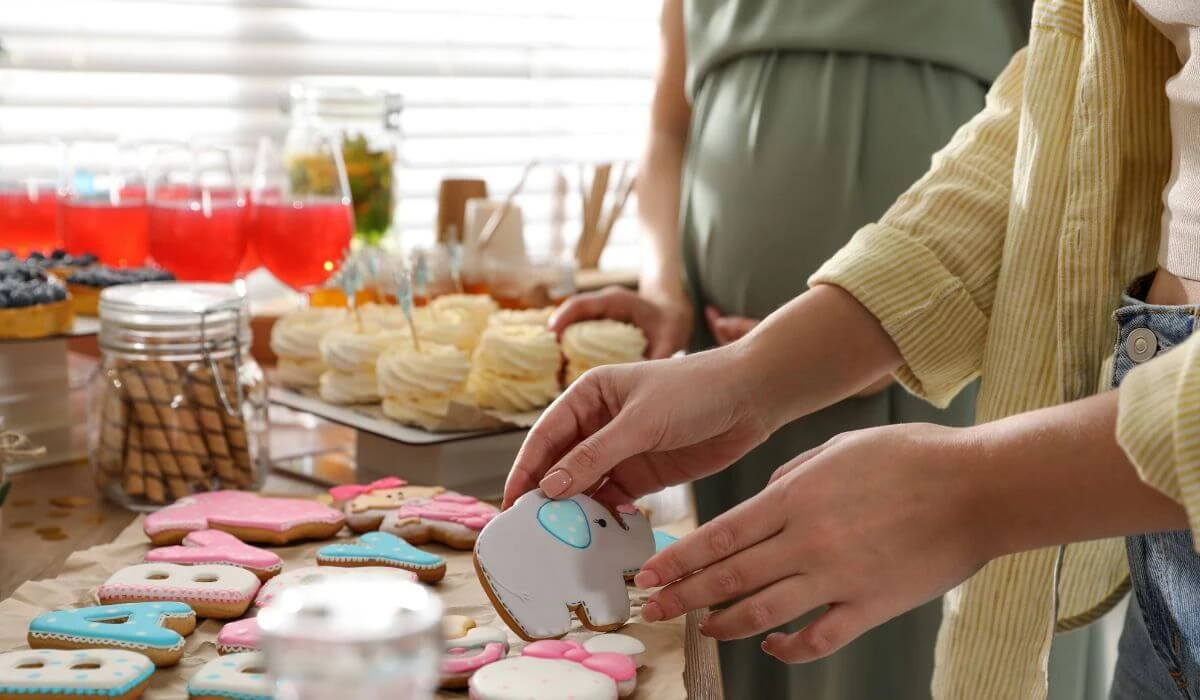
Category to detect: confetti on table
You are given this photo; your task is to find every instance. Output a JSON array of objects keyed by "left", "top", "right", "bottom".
[
  {"left": 46, "top": 510, "right": 72, "bottom": 519},
  {"left": 39, "top": 530, "right": 69, "bottom": 541},
  {"left": 10, "top": 521, "right": 33, "bottom": 529},
  {"left": 10, "top": 498, "right": 34, "bottom": 508},
  {"left": 49, "top": 496, "right": 93, "bottom": 508}
]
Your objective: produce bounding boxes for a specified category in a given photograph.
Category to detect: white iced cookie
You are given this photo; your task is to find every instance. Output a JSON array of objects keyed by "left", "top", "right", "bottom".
[
  {"left": 562, "top": 320, "right": 647, "bottom": 384},
  {"left": 318, "top": 369, "right": 380, "bottom": 405},
  {"left": 473, "top": 492, "right": 655, "bottom": 641},
  {"left": 97, "top": 562, "right": 261, "bottom": 619},
  {"left": 318, "top": 324, "right": 405, "bottom": 373},
  {"left": 584, "top": 633, "right": 646, "bottom": 667},
  {"left": 270, "top": 308, "right": 348, "bottom": 388},
  {"left": 430, "top": 294, "right": 498, "bottom": 341},
  {"left": 187, "top": 651, "right": 270, "bottom": 700},
  {"left": 469, "top": 656, "right": 617, "bottom": 700},
  {"left": 488, "top": 307, "right": 556, "bottom": 328},
  {"left": 377, "top": 341, "right": 471, "bottom": 429},
  {"left": 254, "top": 566, "right": 417, "bottom": 608},
  {"left": 0, "top": 648, "right": 156, "bottom": 699}
]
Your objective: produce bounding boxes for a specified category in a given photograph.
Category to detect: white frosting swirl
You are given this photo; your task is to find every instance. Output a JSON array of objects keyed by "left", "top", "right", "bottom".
[
  {"left": 318, "top": 370, "right": 380, "bottom": 404},
  {"left": 319, "top": 324, "right": 407, "bottom": 373},
  {"left": 561, "top": 320, "right": 647, "bottom": 367},
  {"left": 467, "top": 368, "right": 559, "bottom": 413},
  {"left": 270, "top": 308, "right": 348, "bottom": 359},
  {"left": 488, "top": 307, "right": 556, "bottom": 328},
  {"left": 275, "top": 357, "right": 325, "bottom": 388},
  {"left": 382, "top": 395, "right": 458, "bottom": 430},
  {"left": 376, "top": 342, "right": 471, "bottom": 400},
  {"left": 430, "top": 294, "right": 498, "bottom": 336},
  {"left": 473, "top": 325, "right": 562, "bottom": 379}
]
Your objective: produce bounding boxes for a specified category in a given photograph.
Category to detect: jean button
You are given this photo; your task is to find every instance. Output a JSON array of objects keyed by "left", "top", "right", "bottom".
[{"left": 1128, "top": 327, "right": 1158, "bottom": 363}]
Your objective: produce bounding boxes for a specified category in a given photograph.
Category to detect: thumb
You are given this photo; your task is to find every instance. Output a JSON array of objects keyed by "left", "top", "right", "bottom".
[{"left": 538, "top": 417, "right": 644, "bottom": 500}]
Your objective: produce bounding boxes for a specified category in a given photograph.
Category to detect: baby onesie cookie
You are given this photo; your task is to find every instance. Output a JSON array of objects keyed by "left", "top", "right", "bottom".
[
  {"left": 468, "top": 656, "right": 618, "bottom": 700},
  {"left": 254, "top": 566, "right": 417, "bottom": 609},
  {"left": 330, "top": 477, "right": 497, "bottom": 549},
  {"left": 216, "top": 617, "right": 260, "bottom": 655},
  {"left": 97, "top": 563, "right": 260, "bottom": 619},
  {"left": 144, "top": 529, "right": 283, "bottom": 581},
  {"left": 187, "top": 651, "right": 269, "bottom": 700},
  {"left": 583, "top": 633, "right": 646, "bottom": 667},
  {"left": 28, "top": 602, "right": 196, "bottom": 668},
  {"left": 0, "top": 648, "right": 156, "bottom": 699},
  {"left": 439, "top": 615, "right": 509, "bottom": 689},
  {"left": 316, "top": 531, "right": 446, "bottom": 583},
  {"left": 473, "top": 491, "right": 655, "bottom": 641},
  {"left": 142, "top": 491, "right": 345, "bottom": 546},
  {"left": 521, "top": 640, "right": 637, "bottom": 697}
]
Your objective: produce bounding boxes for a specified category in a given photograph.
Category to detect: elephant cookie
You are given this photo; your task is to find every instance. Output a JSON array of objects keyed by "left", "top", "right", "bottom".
[
  {"left": 143, "top": 491, "right": 345, "bottom": 546},
  {"left": 316, "top": 531, "right": 447, "bottom": 583},
  {"left": 187, "top": 651, "right": 269, "bottom": 700},
  {"left": 439, "top": 615, "right": 509, "bottom": 689},
  {"left": 329, "top": 477, "right": 497, "bottom": 549},
  {"left": 0, "top": 648, "right": 156, "bottom": 699},
  {"left": 254, "top": 566, "right": 417, "bottom": 608},
  {"left": 97, "top": 562, "right": 261, "bottom": 619},
  {"left": 473, "top": 491, "right": 655, "bottom": 641},
  {"left": 28, "top": 602, "right": 197, "bottom": 667},
  {"left": 145, "top": 530, "right": 283, "bottom": 581},
  {"left": 216, "top": 617, "right": 261, "bottom": 654}
]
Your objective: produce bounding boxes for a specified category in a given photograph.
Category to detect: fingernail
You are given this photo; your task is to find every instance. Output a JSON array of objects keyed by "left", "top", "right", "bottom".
[
  {"left": 539, "top": 470, "right": 572, "bottom": 498},
  {"left": 698, "top": 613, "right": 711, "bottom": 631},
  {"left": 634, "top": 570, "right": 660, "bottom": 588},
  {"left": 642, "top": 602, "right": 662, "bottom": 622}
]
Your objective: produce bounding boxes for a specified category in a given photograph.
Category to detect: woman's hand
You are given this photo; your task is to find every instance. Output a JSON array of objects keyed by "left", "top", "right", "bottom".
[
  {"left": 635, "top": 423, "right": 993, "bottom": 663},
  {"left": 502, "top": 347, "right": 773, "bottom": 508},
  {"left": 705, "top": 305, "right": 759, "bottom": 345},
  {"left": 549, "top": 286, "right": 694, "bottom": 359}
]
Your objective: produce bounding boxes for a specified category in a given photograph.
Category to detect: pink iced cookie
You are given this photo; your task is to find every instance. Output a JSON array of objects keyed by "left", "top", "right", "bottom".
[
  {"left": 468, "top": 656, "right": 618, "bottom": 700},
  {"left": 143, "top": 491, "right": 345, "bottom": 546},
  {"left": 330, "top": 478, "right": 497, "bottom": 549},
  {"left": 217, "top": 617, "right": 261, "bottom": 655},
  {"left": 97, "top": 562, "right": 260, "bottom": 620},
  {"left": 145, "top": 530, "right": 283, "bottom": 581},
  {"left": 439, "top": 615, "right": 509, "bottom": 689},
  {"left": 522, "top": 640, "right": 637, "bottom": 697}
]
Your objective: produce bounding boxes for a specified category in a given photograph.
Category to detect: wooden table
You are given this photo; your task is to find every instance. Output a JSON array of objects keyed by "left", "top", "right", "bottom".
[{"left": 0, "top": 409, "right": 722, "bottom": 698}]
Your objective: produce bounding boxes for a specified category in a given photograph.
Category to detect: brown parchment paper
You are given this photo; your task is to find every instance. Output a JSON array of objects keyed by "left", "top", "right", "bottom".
[{"left": 0, "top": 517, "right": 688, "bottom": 699}]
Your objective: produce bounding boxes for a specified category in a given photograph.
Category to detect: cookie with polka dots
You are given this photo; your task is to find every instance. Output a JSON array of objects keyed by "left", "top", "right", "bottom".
[
  {"left": 27, "top": 602, "right": 197, "bottom": 667},
  {"left": 187, "top": 651, "right": 269, "bottom": 700},
  {"left": 0, "top": 648, "right": 156, "bottom": 699}
]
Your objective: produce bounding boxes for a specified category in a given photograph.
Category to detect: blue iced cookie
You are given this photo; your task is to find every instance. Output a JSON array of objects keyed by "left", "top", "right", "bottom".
[
  {"left": 27, "top": 601, "right": 196, "bottom": 667},
  {"left": 0, "top": 648, "right": 156, "bottom": 698},
  {"left": 317, "top": 531, "right": 447, "bottom": 583}
]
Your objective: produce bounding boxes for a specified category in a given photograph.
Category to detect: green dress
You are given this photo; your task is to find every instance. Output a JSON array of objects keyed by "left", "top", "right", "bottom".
[{"left": 681, "top": 1, "right": 1031, "bottom": 698}]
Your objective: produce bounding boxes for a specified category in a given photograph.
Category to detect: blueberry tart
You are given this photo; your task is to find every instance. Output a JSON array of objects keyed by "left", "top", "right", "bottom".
[
  {"left": 66, "top": 265, "right": 175, "bottom": 316},
  {"left": 0, "top": 263, "right": 74, "bottom": 339}
]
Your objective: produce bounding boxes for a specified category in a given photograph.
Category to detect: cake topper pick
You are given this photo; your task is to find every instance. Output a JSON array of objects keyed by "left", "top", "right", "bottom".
[
  {"left": 446, "top": 228, "right": 464, "bottom": 294},
  {"left": 332, "top": 248, "right": 365, "bottom": 331},
  {"left": 386, "top": 260, "right": 421, "bottom": 351}
]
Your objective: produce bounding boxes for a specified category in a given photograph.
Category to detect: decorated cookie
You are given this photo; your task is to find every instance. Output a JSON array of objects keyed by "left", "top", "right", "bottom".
[
  {"left": 468, "top": 656, "right": 619, "bottom": 700},
  {"left": 522, "top": 640, "right": 637, "bottom": 697},
  {"left": 652, "top": 530, "right": 678, "bottom": 553},
  {"left": 583, "top": 633, "right": 646, "bottom": 667},
  {"left": 142, "top": 491, "right": 345, "bottom": 546},
  {"left": 473, "top": 491, "right": 655, "bottom": 641},
  {"left": 216, "top": 617, "right": 260, "bottom": 655},
  {"left": 97, "top": 563, "right": 260, "bottom": 620},
  {"left": 28, "top": 602, "right": 197, "bottom": 667},
  {"left": 316, "top": 531, "right": 447, "bottom": 583},
  {"left": 439, "top": 615, "right": 509, "bottom": 689},
  {"left": 144, "top": 530, "right": 283, "bottom": 581},
  {"left": 0, "top": 648, "right": 156, "bottom": 699},
  {"left": 254, "top": 566, "right": 417, "bottom": 609},
  {"left": 187, "top": 651, "right": 269, "bottom": 700},
  {"left": 330, "top": 477, "right": 497, "bottom": 549}
]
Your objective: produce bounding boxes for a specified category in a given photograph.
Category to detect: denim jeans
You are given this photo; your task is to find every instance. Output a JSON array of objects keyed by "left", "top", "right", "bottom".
[{"left": 1109, "top": 275, "right": 1200, "bottom": 699}]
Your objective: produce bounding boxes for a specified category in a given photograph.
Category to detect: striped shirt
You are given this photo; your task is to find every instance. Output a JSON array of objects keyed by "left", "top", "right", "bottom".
[{"left": 811, "top": 1, "right": 1182, "bottom": 697}]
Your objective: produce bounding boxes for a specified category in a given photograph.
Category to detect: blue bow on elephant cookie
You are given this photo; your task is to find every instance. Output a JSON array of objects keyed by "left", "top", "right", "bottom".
[{"left": 317, "top": 531, "right": 447, "bottom": 583}]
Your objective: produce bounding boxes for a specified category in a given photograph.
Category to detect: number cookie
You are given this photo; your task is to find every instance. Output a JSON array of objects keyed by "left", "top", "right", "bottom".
[
  {"left": 329, "top": 477, "right": 497, "bottom": 549},
  {"left": 316, "top": 532, "right": 447, "bottom": 583},
  {"left": 473, "top": 491, "right": 655, "bottom": 640},
  {"left": 187, "top": 651, "right": 269, "bottom": 700},
  {"left": 0, "top": 648, "right": 156, "bottom": 699},
  {"left": 28, "top": 602, "right": 196, "bottom": 668},
  {"left": 97, "top": 563, "right": 261, "bottom": 619},
  {"left": 142, "top": 491, "right": 345, "bottom": 546},
  {"left": 438, "top": 614, "right": 509, "bottom": 689},
  {"left": 254, "top": 566, "right": 417, "bottom": 609},
  {"left": 144, "top": 529, "right": 283, "bottom": 581}
]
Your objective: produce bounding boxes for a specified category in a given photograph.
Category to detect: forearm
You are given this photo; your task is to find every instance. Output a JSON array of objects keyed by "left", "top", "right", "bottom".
[
  {"left": 636, "top": 131, "right": 689, "bottom": 305},
  {"left": 969, "top": 391, "right": 1187, "bottom": 559},
  {"left": 734, "top": 284, "right": 903, "bottom": 429}
]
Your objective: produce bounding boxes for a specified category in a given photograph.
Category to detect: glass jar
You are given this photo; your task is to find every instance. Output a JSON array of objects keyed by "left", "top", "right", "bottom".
[
  {"left": 284, "top": 84, "right": 403, "bottom": 246},
  {"left": 88, "top": 282, "right": 268, "bottom": 511}
]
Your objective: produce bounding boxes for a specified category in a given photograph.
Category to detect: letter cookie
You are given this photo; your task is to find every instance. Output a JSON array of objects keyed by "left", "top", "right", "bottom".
[
  {"left": 28, "top": 602, "right": 196, "bottom": 667},
  {"left": 439, "top": 615, "right": 509, "bottom": 689},
  {"left": 330, "top": 477, "right": 497, "bottom": 549},
  {"left": 316, "top": 531, "right": 446, "bottom": 583},
  {"left": 187, "top": 651, "right": 269, "bottom": 700},
  {"left": 216, "top": 617, "right": 260, "bottom": 655},
  {"left": 254, "top": 566, "right": 417, "bottom": 609},
  {"left": 143, "top": 491, "right": 344, "bottom": 546},
  {"left": 473, "top": 491, "right": 655, "bottom": 641},
  {"left": 145, "top": 530, "right": 283, "bottom": 580},
  {"left": 98, "top": 563, "right": 260, "bottom": 619},
  {"left": 0, "top": 648, "right": 156, "bottom": 699}
]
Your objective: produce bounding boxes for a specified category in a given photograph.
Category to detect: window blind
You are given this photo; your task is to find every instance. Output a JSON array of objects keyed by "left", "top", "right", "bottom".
[{"left": 0, "top": 0, "right": 657, "bottom": 266}]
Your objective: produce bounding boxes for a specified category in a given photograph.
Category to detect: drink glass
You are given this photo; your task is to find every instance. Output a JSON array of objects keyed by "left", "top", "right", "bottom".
[
  {"left": 0, "top": 139, "right": 63, "bottom": 256},
  {"left": 250, "top": 134, "right": 353, "bottom": 293},
  {"left": 147, "top": 145, "right": 248, "bottom": 282},
  {"left": 59, "top": 141, "right": 151, "bottom": 268}
]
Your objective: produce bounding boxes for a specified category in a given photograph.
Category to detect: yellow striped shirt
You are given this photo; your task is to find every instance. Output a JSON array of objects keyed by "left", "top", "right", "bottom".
[{"left": 811, "top": 1, "right": 1183, "bottom": 696}]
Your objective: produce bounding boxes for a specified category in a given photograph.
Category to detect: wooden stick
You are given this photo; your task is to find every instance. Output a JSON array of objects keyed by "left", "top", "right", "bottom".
[
  {"left": 477, "top": 160, "right": 537, "bottom": 250},
  {"left": 586, "top": 168, "right": 636, "bottom": 268}
]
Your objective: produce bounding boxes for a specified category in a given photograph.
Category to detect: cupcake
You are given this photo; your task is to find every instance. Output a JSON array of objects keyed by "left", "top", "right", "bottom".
[
  {"left": 467, "top": 325, "right": 561, "bottom": 413},
  {"left": 487, "top": 306, "right": 556, "bottom": 328},
  {"left": 430, "top": 294, "right": 498, "bottom": 344},
  {"left": 377, "top": 342, "right": 472, "bottom": 430},
  {"left": 316, "top": 322, "right": 406, "bottom": 404},
  {"left": 562, "top": 320, "right": 647, "bottom": 384},
  {"left": 270, "top": 307, "right": 348, "bottom": 389}
]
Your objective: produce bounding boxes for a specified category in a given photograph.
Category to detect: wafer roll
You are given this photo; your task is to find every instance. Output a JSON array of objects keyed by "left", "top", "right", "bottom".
[
  {"left": 122, "top": 423, "right": 146, "bottom": 499},
  {"left": 137, "top": 363, "right": 206, "bottom": 482},
  {"left": 155, "top": 361, "right": 212, "bottom": 484},
  {"left": 185, "top": 363, "right": 242, "bottom": 487},
  {"left": 118, "top": 364, "right": 186, "bottom": 481},
  {"left": 98, "top": 380, "right": 128, "bottom": 477}
]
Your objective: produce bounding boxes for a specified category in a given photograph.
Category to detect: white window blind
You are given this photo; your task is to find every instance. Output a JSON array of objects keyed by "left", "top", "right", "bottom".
[{"left": 0, "top": 0, "right": 656, "bottom": 266}]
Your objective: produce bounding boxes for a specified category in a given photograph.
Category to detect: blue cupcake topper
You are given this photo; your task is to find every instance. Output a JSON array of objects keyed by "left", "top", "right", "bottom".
[
  {"left": 384, "top": 260, "right": 420, "bottom": 351},
  {"left": 332, "top": 248, "right": 365, "bottom": 329}
]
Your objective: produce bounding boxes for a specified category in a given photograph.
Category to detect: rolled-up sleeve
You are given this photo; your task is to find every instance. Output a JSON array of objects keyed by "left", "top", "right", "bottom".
[
  {"left": 810, "top": 49, "right": 1027, "bottom": 407},
  {"left": 1117, "top": 332, "right": 1200, "bottom": 541}
]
